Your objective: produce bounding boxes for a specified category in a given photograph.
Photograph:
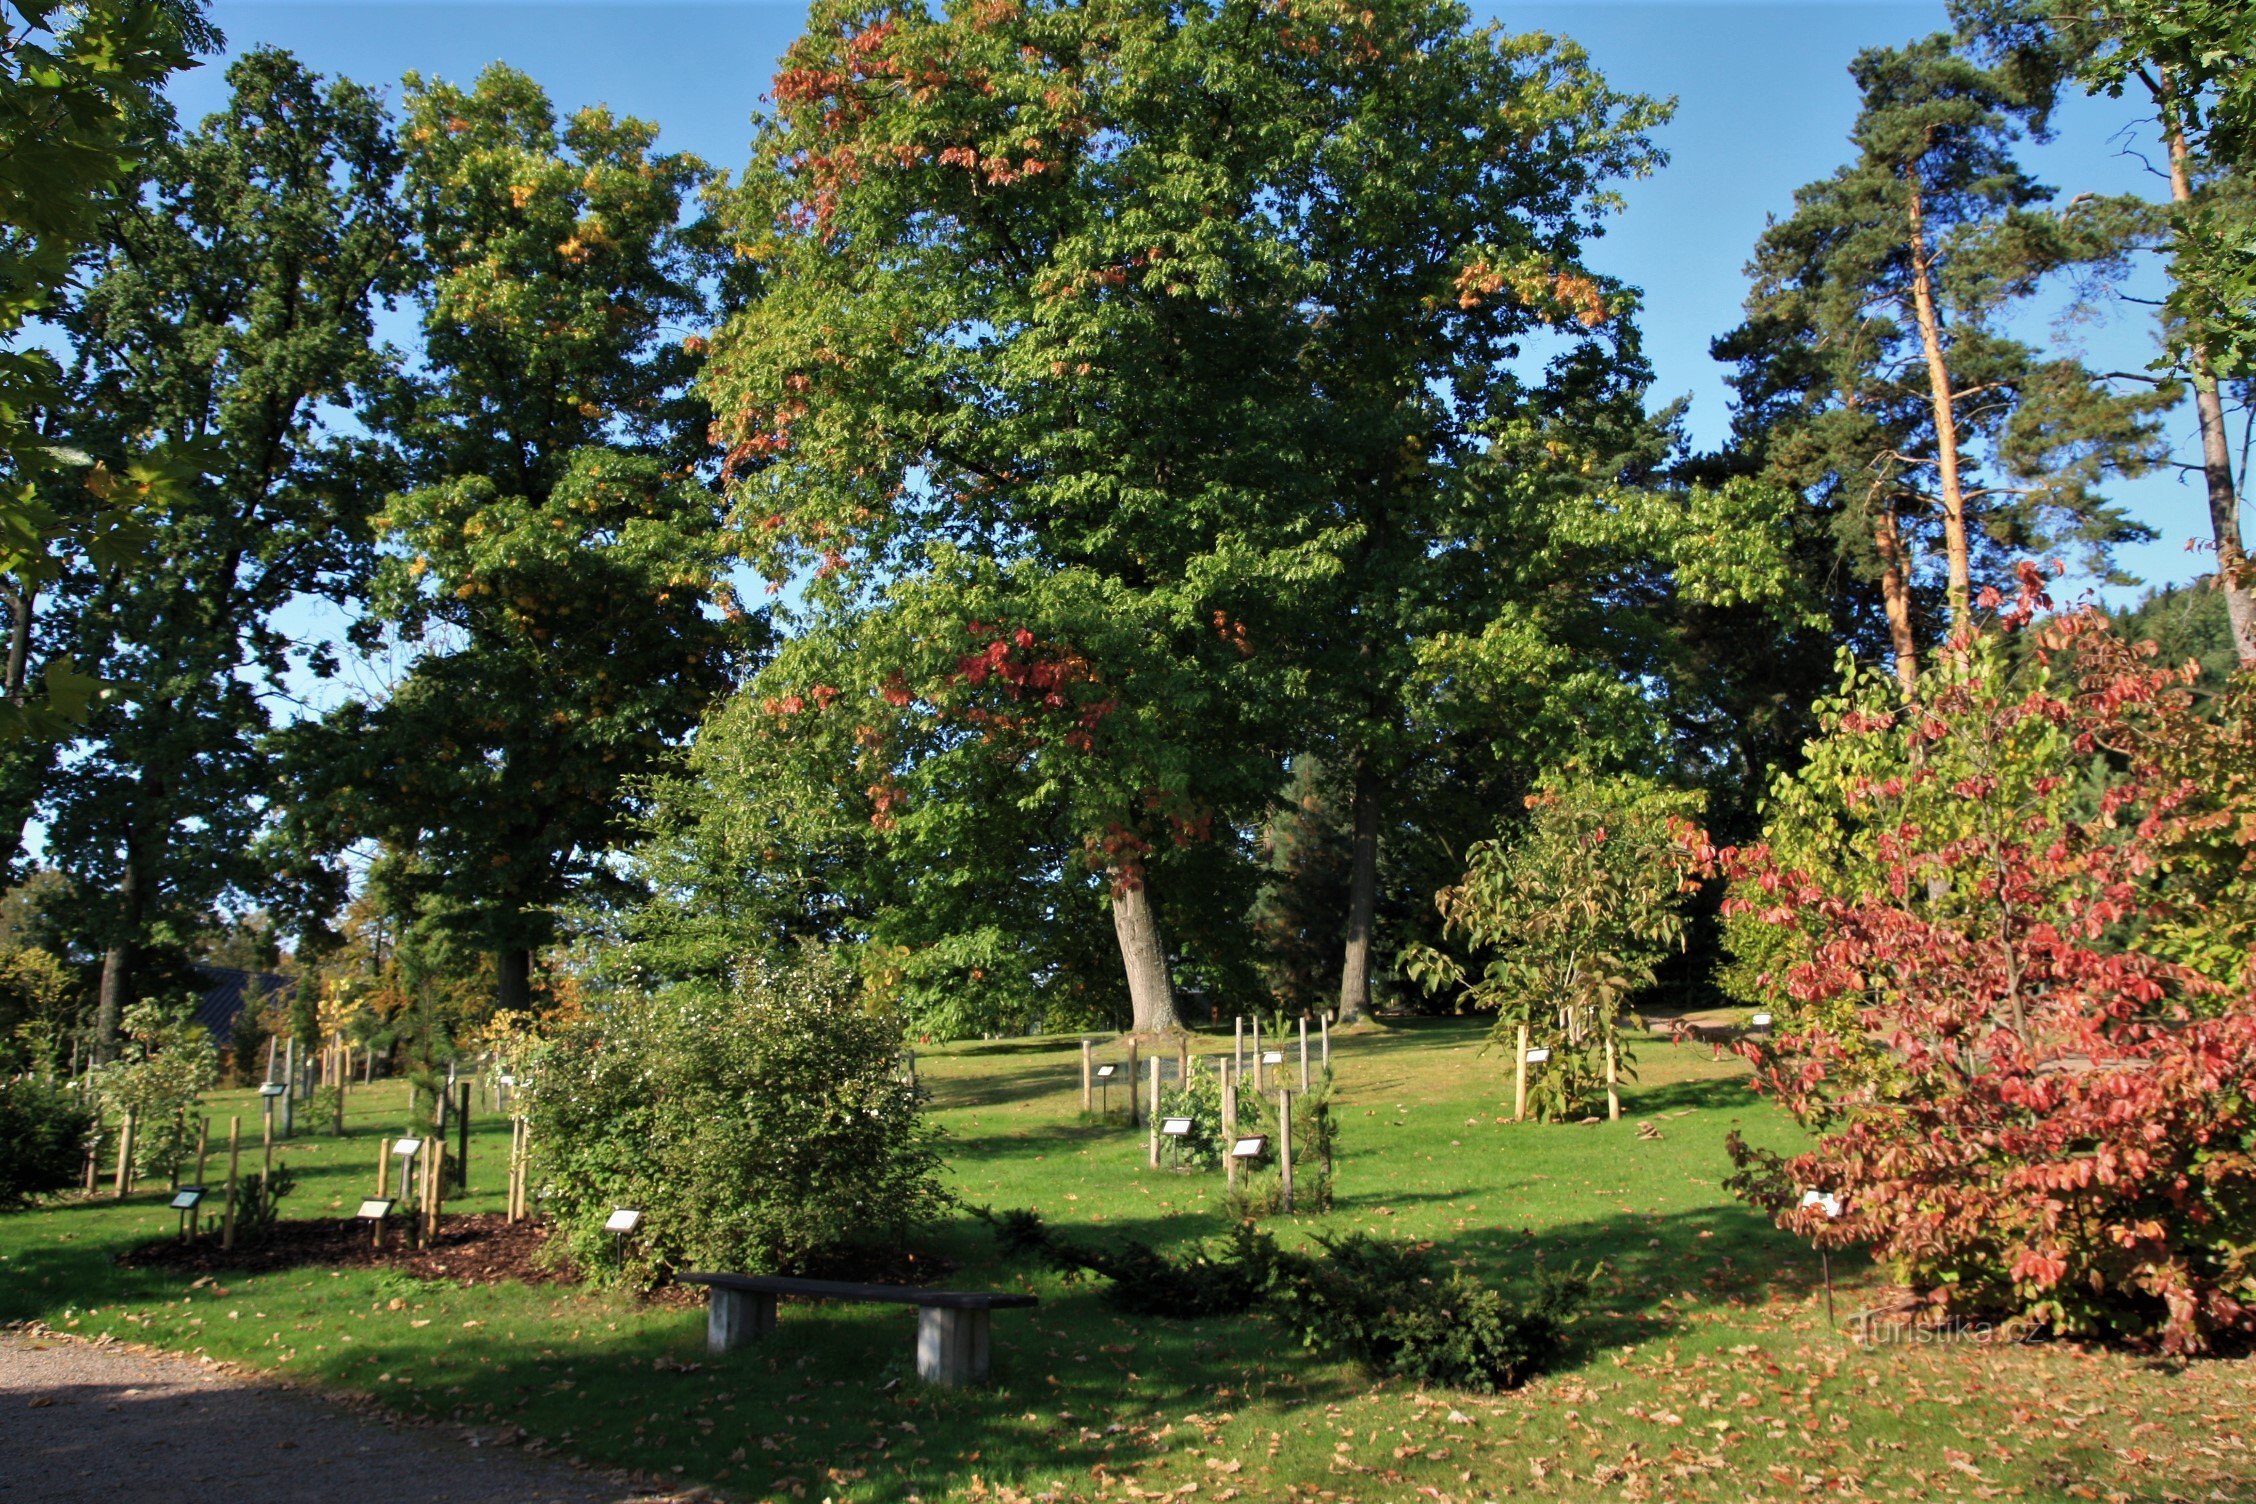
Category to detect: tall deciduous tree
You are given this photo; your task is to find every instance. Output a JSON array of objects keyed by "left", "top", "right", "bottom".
[
  {"left": 1715, "top": 34, "right": 2167, "bottom": 695},
  {"left": 1956, "top": 0, "right": 2256, "bottom": 661},
  {"left": 39, "top": 48, "right": 402, "bottom": 1058},
  {"left": 704, "top": 0, "right": 1692, "bottom": 1031},
  {"left": 0, "top": 1, "right": 213, "bottom": 740},
  {"left": 285, "top": 66, "right": 755, "bottom": 1015}
]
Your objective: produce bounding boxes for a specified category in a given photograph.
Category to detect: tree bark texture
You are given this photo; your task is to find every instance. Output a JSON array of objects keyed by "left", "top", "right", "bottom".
[
  {"left": 2166, "top": 119, "right": 2256, "bottom": 663},
  {"left": 1335, "top": 761, "right": 1379, "bottom": 1025},
  {"left": 1108, "top": 869, "right": 1181, "bottom": 1035},
  {"left": 495, "top": 946, "right": 531, "bottom": 1016},
  {"left": 1904, "top": 166, "right": 1972, "bottom": 626},
  {"left": 1874, "top": 507, "right": 1921, "bottom": 698},
  {"left": 93, "top": 844, "right": 145, "bottom": 1063}
]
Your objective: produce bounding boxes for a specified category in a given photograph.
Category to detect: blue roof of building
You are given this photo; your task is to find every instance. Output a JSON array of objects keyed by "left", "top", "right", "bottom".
[{"left": 191, "top": 965, "right": 289, "bottom": 1043}]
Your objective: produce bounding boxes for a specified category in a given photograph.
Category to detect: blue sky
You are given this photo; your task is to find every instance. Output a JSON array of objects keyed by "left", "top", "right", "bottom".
[{"left": 184, "top": 1, "right": 2217, "bottom": 600}]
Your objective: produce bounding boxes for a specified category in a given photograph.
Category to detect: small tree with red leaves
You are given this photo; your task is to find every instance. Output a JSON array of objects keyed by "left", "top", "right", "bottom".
[{"left": 1713, "top": 567, "right": 2256, "bottom": 1353}]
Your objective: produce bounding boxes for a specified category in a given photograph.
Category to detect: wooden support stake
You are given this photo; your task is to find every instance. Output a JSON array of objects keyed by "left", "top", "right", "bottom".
[
  {"left": 1514, "top": 1024, "right": 1530, "bottom": 1123},
  {"left": 512, "top": 1119, "right": 529, "bottom": 1222},
  {"left": 429, "top": 1142, "right": 446, "bottom": 1243},
  {"left": 1222, "top": 1060, "right": 1238, "bottom": 1192},
  {"left": 1124, "top": 1039, "right": 1140, "bottom": 1127},
  {"left": 1177, "top": 1035, "right": 1190, "bottom": 1082},
  {"left": 1321, "top": 1014, "right": 1330, "bottom": 1067},
  {"left": 262, "top": 1098, "right": 275, "bottom": 1174},
  {"left": 1606, "top": 1038, "right": 1620, "bottom": 1122},
  {"left": 1080, "top": 1038, "right": 1093, "bottom": 1115},
  {"left": 221, "top": 1117, "right": 241, "bottom": 1251},
  {"left": 377, "top": 1137, "right": 391, "bottom": 1200},
  {"left": 1148, "top": 1057, "right": 1162, "bottom": 1167},
  {"left": 82, "top": 1129, "right": 99, "bottom": 1193},
  {"left": 1278, "top": 1089, "right": 1294, "bottom": 1214},
  {"left": 1234, "top": 1016, "right": 1244, "bottom": 1080},
  {"left": 193, "top": 1116, "right": 209, "bottom": 1185},
  {"left": 112, "top": 1109, "right": 134, "bottom": 1198}
]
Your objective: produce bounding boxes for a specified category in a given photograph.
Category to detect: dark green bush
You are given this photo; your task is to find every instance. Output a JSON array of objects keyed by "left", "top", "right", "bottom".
[
  {"left": 527, "top": 951, "right": 950, "bottom": 1287},
  {"left": 983, "top": 1209, "right": 1586, "bottom": 1390},
  {"left": 0, "top": 1077, "right": 92, "bottom": 1210},
  {"left": 1269, "top": 1233, "right": 1591, "bottom": 1392},
  {"left": 229, "top": 1160, "right": 297, "bottom": 1246},
  {"left": 982, "top": 1206, "right": 1281, "bottom": 1316}
]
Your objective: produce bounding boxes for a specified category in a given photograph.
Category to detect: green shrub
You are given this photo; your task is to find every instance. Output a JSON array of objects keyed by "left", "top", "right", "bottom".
[
  {"left": 983, "top": 1209, "right": 1586, "bottom": 1390},
  {"left": 981, "top": 1206, "right": 1281, "bottom": 1316},
  {"left": 526, "top": 951, "right": 950, "bottom": 1287},
  {"left": 93, "top": 1001, "right": 217, "bottom": 1182},
  {"left": 1223, "top": 1070, "right": 1338, "bottom": 1215},
  {"left": 229, "top": 1160, "right": 296, "bottom": 1246},
  {"left": 1158, "top": 1066, "right": 1226, "bottom": 1169},
  {"left": 1269, "top": 1233, "right": 1591, "bottom": 1392},
  {"left": 0, "top": 1077, "right": 92, "bottom": 1209}
]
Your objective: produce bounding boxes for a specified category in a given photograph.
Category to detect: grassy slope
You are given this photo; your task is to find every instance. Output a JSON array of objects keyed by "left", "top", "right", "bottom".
[{"left": 3, "top": 1018, "right": 2251, "bottom": 1503}]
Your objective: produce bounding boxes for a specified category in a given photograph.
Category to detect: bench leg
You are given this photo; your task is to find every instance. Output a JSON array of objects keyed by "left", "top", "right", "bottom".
[
  {"left": 916, "top": 1306, "right": 991, "bottom": 1387},
  {"left": 708, "top": 1287, "right": 778, "bottom": 1355}
]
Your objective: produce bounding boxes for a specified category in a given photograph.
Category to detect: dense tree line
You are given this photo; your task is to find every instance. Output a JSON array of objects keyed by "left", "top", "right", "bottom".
[{"left": 0, "top": 0, "right": 2247, "bottom": 1068}]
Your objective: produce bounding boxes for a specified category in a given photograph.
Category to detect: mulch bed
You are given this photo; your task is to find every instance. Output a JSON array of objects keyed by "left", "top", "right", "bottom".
[
  {"left": 119, "top": 1213, "right": 574, "bottom": 1286},
  {"left": 119, "top": 1216, "right": 955, "bottom": 1301}
]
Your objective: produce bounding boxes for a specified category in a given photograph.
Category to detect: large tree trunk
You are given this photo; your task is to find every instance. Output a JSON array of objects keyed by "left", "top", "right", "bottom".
[
  {"left": 1875, "top": 506, "right": 1920, "bottom": 698},
  {"left": 1335, "top": 760, "right": 1379, "bottom": 1025},
  {"left": 1108, "top": 869, "right": 1181, "bottom": 1035},
  {"left": 1905, "top": 167, "right": 1972, "bottom": 626},
  {"left": 92, "top": 845, "right": 145, "bottom": 1064},
  {"left": 495, "top": 946, "right": 532, "bottom": 1015},
  {"left": 2165, "top": 121, "right": 2256, "bottom": 663},
  {"left": 4, "top": 578, "right": 31, "bottom": 704}
]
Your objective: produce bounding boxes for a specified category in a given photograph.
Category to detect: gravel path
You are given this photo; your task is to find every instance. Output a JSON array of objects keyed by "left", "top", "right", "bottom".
[{"left": 0, "top": 1328, "right": 665, "bottom": 1503}]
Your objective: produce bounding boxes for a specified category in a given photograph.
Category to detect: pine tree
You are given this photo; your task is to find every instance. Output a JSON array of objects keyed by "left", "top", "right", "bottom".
[{"left": 1716, "top": 33, "right": 2168, "bottom": 694}]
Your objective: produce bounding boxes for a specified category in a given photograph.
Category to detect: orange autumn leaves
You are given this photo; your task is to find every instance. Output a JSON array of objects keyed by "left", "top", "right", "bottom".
[
  {"left": 759, "top": 619, "right": 1120, "bottom": 831},
  {"left": 1453, "top": 256, "right": 1611, "bottom": 327}
]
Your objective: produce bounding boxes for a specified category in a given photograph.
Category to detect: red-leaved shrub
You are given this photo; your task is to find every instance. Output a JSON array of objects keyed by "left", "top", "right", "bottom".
[{"left": 1711, "top": 569, "right": 2256, "bottom": 1353}]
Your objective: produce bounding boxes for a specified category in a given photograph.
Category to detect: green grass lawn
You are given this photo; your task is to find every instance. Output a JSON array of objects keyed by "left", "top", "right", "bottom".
[{"left": 4, "top": 1018, "right": 2252, "bottom": 1502}]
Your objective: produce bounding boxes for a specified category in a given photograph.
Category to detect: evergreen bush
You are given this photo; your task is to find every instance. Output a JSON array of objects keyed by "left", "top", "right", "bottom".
[
  {"left": 0, "top": 1078, "right": 92, "bottom": 1210},
  {"left": 984, "top": 1209, "right": 1585, "bottom": 1390}
]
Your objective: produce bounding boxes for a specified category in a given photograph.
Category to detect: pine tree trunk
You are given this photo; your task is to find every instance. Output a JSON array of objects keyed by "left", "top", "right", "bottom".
[
  {"left": 1905, "top": 167, "right": 1971, "bottom": 626},
  {"left": 1874, "top": 506, "right": 1920, "bottom": 697},
  {"left": 1335, "top": 760, "right": 1379, "bottom": 1025},
  {"left": 2166, "top": 120, "right": 2256, "bottom": 663},
  {"left": 1108, "top": 870, "right": 1181, "bottom": 1035},
  {"left": 496, "top": 946, "right": 531, "bottom": 1015}
]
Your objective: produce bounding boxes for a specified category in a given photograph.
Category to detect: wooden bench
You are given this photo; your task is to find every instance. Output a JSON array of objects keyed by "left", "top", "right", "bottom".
[{"left": 677, "top": 1272, "right": 1038, "bottom": 1387}]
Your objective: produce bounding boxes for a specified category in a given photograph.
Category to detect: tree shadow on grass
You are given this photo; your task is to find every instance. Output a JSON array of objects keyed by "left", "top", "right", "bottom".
[
  {"left": 919, "top": 1058, "right": 1082, "bottom": 1112},
  {"left": 1, "top": 1184, "right": 1861, "bottom": 1504}
]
